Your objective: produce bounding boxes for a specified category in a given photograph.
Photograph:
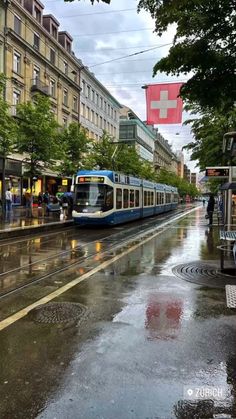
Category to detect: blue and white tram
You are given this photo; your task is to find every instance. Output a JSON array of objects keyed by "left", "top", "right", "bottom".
[{"left": 72, "top": 170, "right": 178, "bottom": 226}]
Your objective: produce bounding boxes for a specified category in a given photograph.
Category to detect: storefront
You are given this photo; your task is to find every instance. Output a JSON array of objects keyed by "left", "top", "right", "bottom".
[{"left": 0, "top": 158, "right": 22, "bottom": 205}]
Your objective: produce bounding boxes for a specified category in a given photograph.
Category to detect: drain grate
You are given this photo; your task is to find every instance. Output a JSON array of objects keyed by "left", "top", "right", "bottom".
[
  {"left": 172, "top": 261, "right": 236, "bottom": 288},
  {"left": 28, "top": 302, "right": 86, "bottom": 324},
  {"left": 225, "top": 285, "right": 236, "bottom": 308}
]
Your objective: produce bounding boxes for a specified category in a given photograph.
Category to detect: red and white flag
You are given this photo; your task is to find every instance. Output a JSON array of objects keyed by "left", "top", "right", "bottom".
[{"left": 145, "top": 82, "right": 183, "bottom": 125}]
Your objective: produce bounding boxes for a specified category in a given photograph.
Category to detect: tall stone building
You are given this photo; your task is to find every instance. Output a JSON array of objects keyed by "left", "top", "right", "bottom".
[{"left": 0, "top": 0, "right": 121, "bottom": 203}]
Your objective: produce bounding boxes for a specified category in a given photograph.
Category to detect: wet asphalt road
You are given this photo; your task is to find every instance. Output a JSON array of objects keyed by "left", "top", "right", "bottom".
[{"left": 0, "top": 206, "right": 236, "bottom": 419}]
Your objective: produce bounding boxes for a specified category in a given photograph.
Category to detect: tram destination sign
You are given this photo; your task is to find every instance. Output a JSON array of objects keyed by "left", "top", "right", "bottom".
[
  {"left": 78, "top": 176, "right": 105, "bottom": 183},
  {"left": 205, "top": 167, "right": 229, "bottom": 177}
]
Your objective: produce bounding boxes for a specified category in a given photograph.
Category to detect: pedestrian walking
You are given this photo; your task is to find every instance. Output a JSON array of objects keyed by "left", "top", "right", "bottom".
[
  {"left": 202, "top": 198, "right": 205, "bottom": 206},
  {"left": 24, "top": 189, "right": 33, "bottom": 218},
  {"left": 43, "top": 191, "right": 50, "bottom": 216},
  {"left": 5, "top": 188, "right": 12, "bottom": 212},
  {"left": 207, "top": 194, "right": 215, "bottom": 226}
]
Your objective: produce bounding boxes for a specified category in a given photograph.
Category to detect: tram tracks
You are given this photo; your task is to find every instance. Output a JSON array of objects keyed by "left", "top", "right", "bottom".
[{"left": 0, "top": 206, "right": 195, "bottom": 300}]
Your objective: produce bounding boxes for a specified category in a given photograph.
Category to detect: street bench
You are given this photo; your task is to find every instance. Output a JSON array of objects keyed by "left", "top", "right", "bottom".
[{"left": 219, "top": 229, "right": 236, "bottom": 270}]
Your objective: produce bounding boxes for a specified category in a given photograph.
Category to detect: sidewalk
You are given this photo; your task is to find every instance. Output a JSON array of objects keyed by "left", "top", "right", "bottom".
[{"left": 0, "top": 206, "right": 73, "bottom": 239}]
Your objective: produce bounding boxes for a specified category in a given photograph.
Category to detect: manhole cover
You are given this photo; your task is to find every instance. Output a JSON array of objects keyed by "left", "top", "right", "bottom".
[
  {"left": 172, "top": 261, "right": 236, "bottom": 288},
  {"left": 28, "top": 302, "right": 86, "bottom": 324}
]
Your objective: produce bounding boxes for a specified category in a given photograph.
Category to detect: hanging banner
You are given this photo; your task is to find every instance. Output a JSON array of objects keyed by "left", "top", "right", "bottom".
[{"left": 145, "top": 82, "right": 183, "bottom": 125}]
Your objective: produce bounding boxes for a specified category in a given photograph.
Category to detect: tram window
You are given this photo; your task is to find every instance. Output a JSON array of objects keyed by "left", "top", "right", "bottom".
[
  {"left": 151, "top": 192, "right": 154, "bottom": 205},
  {"left": 105, "top": 186, "right": 113, "bottom": 210},
  {"left": 123, "top": 189, "right": 129, "bottom": 208},
  {"left": 130, "top": 190, "right": 134, "bottom": 207},
  {"left": 135, "top": 190, "right": 139, "bottom": 207},
  {"left": 161, "top": 193, "right": 164, "bottom": 204},
  {"left": 144, "top": 190, "right": 148, "bottom": 206},
  {"left": 116, "top": 188, "right": 122, "bottom": 209}
]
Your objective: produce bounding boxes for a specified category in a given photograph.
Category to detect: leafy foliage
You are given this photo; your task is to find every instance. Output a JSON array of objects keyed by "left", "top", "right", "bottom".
[
  {"left": 0, "top": 74, "right": 17, "bottom": 209},
  {"left": 16, "top": 94, "right": 60, "bottom": 181},
  {"left": 157, "top": 168, "right": 199, "bottom": 197},
  {"left": 138, "top": 0, "right": 236, "bottom": 111},
  {"left": 183, "top": 108, "right": 236, "bottom": 170},
  {"left": 0, "top": 74, "right": 17, "bottom": 158},
  {"left": 59, "top": 122, "right": 90, "bottom": 176}
]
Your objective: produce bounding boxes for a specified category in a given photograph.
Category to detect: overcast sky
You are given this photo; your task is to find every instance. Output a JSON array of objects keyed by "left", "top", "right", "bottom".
[{"left": 43, "top": 0, "right": 197, "bottom": 171}]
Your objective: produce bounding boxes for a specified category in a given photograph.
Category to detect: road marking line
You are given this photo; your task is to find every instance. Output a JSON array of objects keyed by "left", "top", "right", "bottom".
[{"left": 0, "top": 206, "right": 199, "bottom": 332}]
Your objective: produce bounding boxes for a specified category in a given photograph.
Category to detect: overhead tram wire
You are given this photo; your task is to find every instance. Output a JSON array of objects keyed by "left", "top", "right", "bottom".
[
  {"left": 6, "top": 10, "right": 172, "bottom": 74},
  {"left": 87, "top": 43, "right": 172, "bottom": 68},
  {"left": 56, "top": 8, "right": 137, "bottom": 18},
  {"left": 71, "top": 27, "right": 154, "bottom": 38}
]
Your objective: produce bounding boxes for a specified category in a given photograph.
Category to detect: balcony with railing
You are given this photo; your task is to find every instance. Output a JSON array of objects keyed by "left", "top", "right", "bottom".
[{"left": 31, "top": 79, "right": 49, "bottom": 96}]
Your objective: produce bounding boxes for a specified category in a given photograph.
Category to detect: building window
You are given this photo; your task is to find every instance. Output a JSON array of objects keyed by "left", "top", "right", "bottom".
[
  {"left": 87, "top": 85, "right": 90, "bottom": 99},
  {"left": 73, "top": 96, "right": 78, "bottom": 112},
  {"left": 13, "top": 51, "right": 21, "bottom": 74},
  {"left": 96, "top": 93, "right": 99, "bottom": 105},
  {"left": 52, "top": 25, "right": 57, "bottom": 39},
  {"left": 33, "top": 66, "right": 40, "bottom": 83},
  {"left": 91, "top": 89, "right": 95, "bottom": 102},
  {"left": 33, "top": 33, "right": 40, "bottom": 50},
  {"left": 99, "top": 116, "right": 103, "bottom": 128},
  {"left": 86, "top": 106, "right": 90, "bottom": 120},
  {"left": 103, "top": 119, "right": 106, "bottom": 130},
  {"left": 82, "top": 80, "right": 85, "bottom": 93},
  {"left": 63, "top": 88, "right": 68, "bottom": 106},
  {"left": 100, "top": 97, "right": 103, "bottom": 109},
  {"left": 95, "top": 113, "right": 98, "bottom": 126},
  {"left": 62, "top": 117, "right": 68, "bottom": 128},
  {"left": 91, "top": 110, "right": 94, "bottom": 123},
  {"left": 14, "top": 15, "right": 21, "bottom": 35},
  {"left": 64, "top": 61, "right": 68, "bottom": 75},
  {"left": 50, "top": 48, "right": 55, "bottom": 65},
  {"left": 12, "top": 90, "right": 20, "bottom": 115},
  {"left": 104, "top": 101, "right": 107, "bottom": 113},
  {"left": 81, "top": 103, "right": 85, "bottom": 117},
  {"left": 114, "top": 110, "right": 117, "bottom": 121},
  {"left": 50, "top": 79, "right": 56, "bottom": 97},
  {"left": 108, "top": 104, "right": 110, "bottom": 116},
  {"left": 34, "top": 6, "right": 41, "bottom": 23},
  {"left": 111, "top": 107, "right": 113, "bottom": 118},
  {"left": 66, "top": 40, "right": 71, "bottom": 53}
]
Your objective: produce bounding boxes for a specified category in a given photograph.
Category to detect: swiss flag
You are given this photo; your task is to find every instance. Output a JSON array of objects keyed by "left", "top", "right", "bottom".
[{"left": 145, "top": 83, "right": 183, "bottom": 124}]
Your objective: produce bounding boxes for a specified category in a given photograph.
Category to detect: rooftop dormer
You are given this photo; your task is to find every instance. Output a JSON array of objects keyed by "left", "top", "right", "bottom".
[
  {"left": 24, "top": 0, "right": 44, "bottom": 24},
  {"left": 58, "top": 31, "right": 73, "bottom": 54},
  {"left": 43, "top": 14, "right": 60, "bottom": 40}
]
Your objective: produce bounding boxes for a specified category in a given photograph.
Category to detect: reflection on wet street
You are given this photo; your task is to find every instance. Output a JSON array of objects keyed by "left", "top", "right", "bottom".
[{"left": 0, "top": 206, "right": 236, "bottom": 419}]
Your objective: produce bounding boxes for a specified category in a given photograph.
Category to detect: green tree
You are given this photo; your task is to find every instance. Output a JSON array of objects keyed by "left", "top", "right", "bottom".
[
  {"left": 183, "top": 107, "right": 236, "bottom": 171},
  {"left": 157, "top": 168, "right": 199, "bottom": 198},
  {"left": 16, "top": 94, "right": 60, "bottom": 190},
  {"left": 115, "top": 144, "right": 144, "bottom": 177},
  {"left": 0, "top": 74, "right": 17, "bottom": 214},
  {"left": 84, "top": 131, "right": 116, "bottom": 170},
  {"left": 59, "top": 122, "right": 90, "bottom": 176},
  {"left": 138, "top": 0, "right": 236, "bottom": 111}
]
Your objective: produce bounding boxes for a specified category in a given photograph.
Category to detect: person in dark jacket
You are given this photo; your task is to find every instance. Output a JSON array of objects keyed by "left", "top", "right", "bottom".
[{"left": 207, "top": 194, "right": 215, "bottom": 226}]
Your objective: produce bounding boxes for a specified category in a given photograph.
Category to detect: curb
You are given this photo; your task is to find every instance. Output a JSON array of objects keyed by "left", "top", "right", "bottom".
[{"left": 0, "top": 219, "right": 74, "bottom": 240}]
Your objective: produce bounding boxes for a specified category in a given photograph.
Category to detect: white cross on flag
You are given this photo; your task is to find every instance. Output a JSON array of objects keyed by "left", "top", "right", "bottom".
[{"left": 145, "top": 82, "right": 183, "bottom": 124}]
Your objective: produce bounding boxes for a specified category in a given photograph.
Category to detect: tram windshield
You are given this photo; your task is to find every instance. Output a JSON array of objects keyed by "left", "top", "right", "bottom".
[{"left": 74, "top": 184, "right": 113, "bottom": 213}]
